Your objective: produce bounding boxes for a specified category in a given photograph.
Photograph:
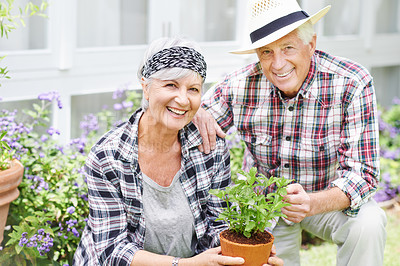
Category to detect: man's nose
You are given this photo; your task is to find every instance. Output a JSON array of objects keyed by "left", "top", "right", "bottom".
[{"left": 271, "top": 52, "right": 286, "bottom": 70}]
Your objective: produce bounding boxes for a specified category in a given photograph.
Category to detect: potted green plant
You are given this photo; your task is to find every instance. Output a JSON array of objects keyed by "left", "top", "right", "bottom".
[
  {"left": 210, "top": 167, "right": 292, "bottom": 266},
  {"left": 0, "top": 131, "right": 24, "bottom": 246}
]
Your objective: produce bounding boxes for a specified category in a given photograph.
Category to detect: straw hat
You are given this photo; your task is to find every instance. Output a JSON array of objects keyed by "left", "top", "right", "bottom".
[{"left": 232, "top": 0, "right": 331, "bottom": 54}]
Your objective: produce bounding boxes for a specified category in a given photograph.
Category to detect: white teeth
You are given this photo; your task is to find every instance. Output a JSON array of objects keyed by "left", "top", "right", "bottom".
[
  {"left": 276, "top": 68, "right": 294, "bottom": 77},
  {"left": 167, "top": 107, "right": 186, "bottom": 115}
]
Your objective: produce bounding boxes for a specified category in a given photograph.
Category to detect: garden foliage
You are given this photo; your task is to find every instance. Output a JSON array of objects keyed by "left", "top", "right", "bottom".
[
  {"left": 375, "top": 99, "right": 400, "bottom": 202},
  {"left": 0, "top": 88, "right": 140, "bottom": 265},
  {"left": 1, "top": 90, "right": 399, "bottom": 265},
  {"left": 210, "top": 168, "right": 292, "bottom": 238}
]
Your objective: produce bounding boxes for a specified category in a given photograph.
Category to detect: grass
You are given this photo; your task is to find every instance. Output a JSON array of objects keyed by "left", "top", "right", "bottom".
[{"left": 300, "top": 205, "right": 400, "bottom": 266}]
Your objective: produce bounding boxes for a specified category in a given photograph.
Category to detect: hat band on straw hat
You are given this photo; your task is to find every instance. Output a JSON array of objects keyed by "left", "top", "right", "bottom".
[{"left": 250, "top": 10, "right": 309, "bottom": 43}]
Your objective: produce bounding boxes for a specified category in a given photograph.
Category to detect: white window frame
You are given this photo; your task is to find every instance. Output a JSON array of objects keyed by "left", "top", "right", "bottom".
[{"left": 1, "top": 0, "right": 400, "bottom": 144}]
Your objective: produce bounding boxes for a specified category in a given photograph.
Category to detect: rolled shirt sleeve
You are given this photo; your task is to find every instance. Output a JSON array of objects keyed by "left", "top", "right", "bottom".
[{"left": 331, "top": 79, "right": 379, "bottom": 216}]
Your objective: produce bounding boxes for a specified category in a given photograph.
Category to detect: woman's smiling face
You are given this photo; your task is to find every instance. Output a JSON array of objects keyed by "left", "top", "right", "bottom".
[
  {"left": 256, "top": 30, "right": 316, "bottom": 98},
  {"left": 142, "top": 73, "right": 202, "bottom": 132}
]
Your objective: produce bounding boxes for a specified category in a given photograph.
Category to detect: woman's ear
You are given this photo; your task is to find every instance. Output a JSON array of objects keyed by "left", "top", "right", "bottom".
[{"left": 141, "top": 78, "right": 149, "bottom": 101}]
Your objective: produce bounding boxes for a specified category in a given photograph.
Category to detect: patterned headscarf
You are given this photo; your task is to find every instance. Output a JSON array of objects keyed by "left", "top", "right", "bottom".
[{"left": 142, "top": 46, "right": 207, "bottom": 80}]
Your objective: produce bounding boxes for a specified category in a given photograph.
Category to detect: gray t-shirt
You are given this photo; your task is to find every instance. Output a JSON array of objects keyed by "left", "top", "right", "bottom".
[{"left": 142, "top": 171, "right": 196, "bottom": 258}]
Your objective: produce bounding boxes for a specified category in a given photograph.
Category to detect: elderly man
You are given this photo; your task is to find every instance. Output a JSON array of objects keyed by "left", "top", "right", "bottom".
[{"left": 194, "top": 0, "right": 387, "bottom": 265}]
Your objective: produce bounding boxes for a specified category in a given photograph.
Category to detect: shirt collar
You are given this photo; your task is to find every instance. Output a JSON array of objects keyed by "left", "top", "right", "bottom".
[{"left": 298, "top": 52, "right": 318, "bottom": 99}]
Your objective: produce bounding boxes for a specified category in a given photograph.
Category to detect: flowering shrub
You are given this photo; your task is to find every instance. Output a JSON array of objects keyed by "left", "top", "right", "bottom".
[
  {"left": 0, "top": 130, "right": 13, "bottom": 170},
  {"left": 374, "top": 98, "right": 400, "bottom": 202},
  {"left": 0, "top": 88, "right": 141, "bottom": 265}
]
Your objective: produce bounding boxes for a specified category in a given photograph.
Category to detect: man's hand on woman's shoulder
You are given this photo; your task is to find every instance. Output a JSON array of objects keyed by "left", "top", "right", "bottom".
[{"left": 192, "top": 107, "right": 226, "bottom": 154}]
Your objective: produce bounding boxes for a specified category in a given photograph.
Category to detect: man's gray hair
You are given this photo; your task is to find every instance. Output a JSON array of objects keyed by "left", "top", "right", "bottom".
[{"left": 296, "top": 21, "right": 315, "bottom": 45}]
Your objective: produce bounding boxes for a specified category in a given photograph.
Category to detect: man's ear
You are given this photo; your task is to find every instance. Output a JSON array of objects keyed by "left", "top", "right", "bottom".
[{"left": 309, "top": 34, "right": 317, "bottom": 56}]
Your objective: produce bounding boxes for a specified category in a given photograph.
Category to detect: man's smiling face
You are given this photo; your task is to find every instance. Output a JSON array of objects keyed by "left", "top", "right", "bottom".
[{"left": 256, "top": 29, "right": 316, "bottom": 98}]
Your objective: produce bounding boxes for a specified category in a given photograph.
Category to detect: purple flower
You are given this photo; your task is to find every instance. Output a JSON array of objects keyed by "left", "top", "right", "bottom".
[
  {"left": 38, "top": 91, "right": 59, "bottom": 101},
  {"left": 56, "top": 145, "right": 64, "bottom": 154},
  {"left": 57, "top": 100, "right": 63, "bottom": 109},
  {"left": 47, "top": 126, "right": 60, "bottom": 136},
  {"left": 40, "top": 135, "right": 48, "bottom": 142},
  {"left": 80, "top": 114, "right": 99, "bottom": 137},
  {"left": 392, "top": 97, "right": 400, "bottom": 105},
  {"left": 113, "top": 88, "right": 126, "bottom": 99},
  {"left": 67, "top": 206, "right": 75, "bottom": 214},
  {"left": 69, "top": 137, "right": 87, "bottom": 154},
  {"left": 122, "top": 101, "right": 133, "bottom": 109},
  {"left": 80, "top": 193, "right": 88, "bottom": 201},
  {"left": 26, "top": 175, "right": 49, "bottom": 193},
  {"left": 19, "top": 232, "right": 29, "bottom": 247},
  {"left": 374, "top": 172, "right": 400, "bottom": 202},
  {"left": 38, "top": 91, "right": 63, "bottom": 109},
  {"left": 72, "top": 227, "right": 80, "bottom": 237},
  {"left": 113, "top": 103, "right": 123, "bottom": 111},
  {"left": 66, "top": 219, "right": 78, "bottom": 226},
  {"left": 29, "top": 234, "right": 38, "bottom": 242}
]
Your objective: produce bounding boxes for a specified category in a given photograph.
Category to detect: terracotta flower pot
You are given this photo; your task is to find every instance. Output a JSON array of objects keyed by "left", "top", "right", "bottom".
[
  {"left": 0, "top": 159, "right": 24, "bottom": 245},
  {"left": 220, "top": 230, "right": 274, "bottom": 266}
]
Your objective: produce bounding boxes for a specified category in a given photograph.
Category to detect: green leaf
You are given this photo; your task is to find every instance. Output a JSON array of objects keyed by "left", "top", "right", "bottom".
[
  {"left": 15, "top": 244, "right": 23, "bottom": 254},
  {"left": 210, "top": 167, "right": 293, "bottom": 237},
  {"left": 24, "top": 216, "right": 38, "bottom": 223}
]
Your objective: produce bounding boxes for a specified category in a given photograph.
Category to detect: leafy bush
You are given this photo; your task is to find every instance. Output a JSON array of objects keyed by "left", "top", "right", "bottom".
[
  {"left": 374, "top": 98, "right": 400, "bottom": 202},
  {"left": 0, "top": 88, "right": 141, "bottom": 265}
]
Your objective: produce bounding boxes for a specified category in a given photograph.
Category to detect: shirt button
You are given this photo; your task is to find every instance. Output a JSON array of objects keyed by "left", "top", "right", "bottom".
[
  {"left": 288, "top": 106, "right": 294, "bottom": 111},
  {"left": 284, "top": 163, "right": 289, "bottom": 168},
  {"left": 285, "top": 136, "right": 291, "bottom": 141}
]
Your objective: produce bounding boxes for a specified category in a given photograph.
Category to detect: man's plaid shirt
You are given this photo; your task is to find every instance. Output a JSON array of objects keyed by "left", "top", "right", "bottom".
[
  {"left": 73, "top": 109, "right": 230, "bottom": 265},
  {"left": 202, "top": 50, "right": 379, "bottom": 217}
]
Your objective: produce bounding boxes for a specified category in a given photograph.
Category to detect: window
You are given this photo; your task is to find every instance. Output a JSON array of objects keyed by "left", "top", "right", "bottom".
[
  {"left": 372, "top": 66, "right": 400, "bottom": 108},
  {"left": 323, "top": 0, "right": 361, "bottom": 36},
  {"left": 0, "top": 0, "right": 48, "bottom": 51},
  {"left": 179, "top": 0, "right": 237, "bottom": 42},
  {"left": 77, "top": 0, "right": 148, "bottom": 48},
  {"left": 376, "top": 0, "right": 399, "bottom": 34}
]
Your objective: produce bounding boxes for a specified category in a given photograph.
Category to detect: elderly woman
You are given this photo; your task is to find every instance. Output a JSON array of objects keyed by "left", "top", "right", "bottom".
[{"left": 73, "top": 37, "right": 282, "bottom": 266}]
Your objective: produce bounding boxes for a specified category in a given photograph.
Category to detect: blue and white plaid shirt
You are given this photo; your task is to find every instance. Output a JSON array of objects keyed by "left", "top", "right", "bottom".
[
  {"left": 202, "top": 50, "right": 380, "bottom": 218},
  {"left": 73, "top": 109, "right": 230, "bottom": 265}
]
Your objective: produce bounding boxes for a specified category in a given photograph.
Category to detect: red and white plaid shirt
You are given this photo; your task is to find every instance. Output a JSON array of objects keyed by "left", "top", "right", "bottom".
[{"left": 202, "top": 50, "right": 380, "bottom": 217}]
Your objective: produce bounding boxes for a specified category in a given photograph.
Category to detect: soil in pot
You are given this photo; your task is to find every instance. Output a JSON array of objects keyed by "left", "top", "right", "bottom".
[{"left": 220, "top": 230, "right": 274, "bottom": 266}]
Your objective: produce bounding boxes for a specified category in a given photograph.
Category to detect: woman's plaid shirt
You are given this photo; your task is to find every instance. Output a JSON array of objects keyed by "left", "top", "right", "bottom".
[
  {"left": 202, "top": 50, "right": 379, "bottom": 217},
  {"left": 73, "top": 109, "right": 230, "bottom": 265}
]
